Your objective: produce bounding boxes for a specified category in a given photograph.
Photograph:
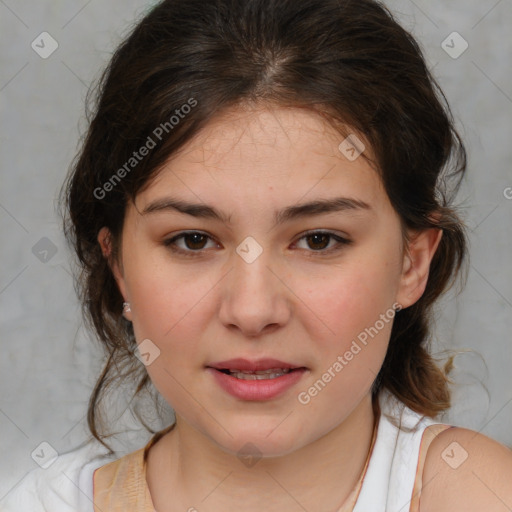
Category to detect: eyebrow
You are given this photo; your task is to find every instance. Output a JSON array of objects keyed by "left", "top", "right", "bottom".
[{"left": 141, "top": 196, "right": 372, "bottom": 225}]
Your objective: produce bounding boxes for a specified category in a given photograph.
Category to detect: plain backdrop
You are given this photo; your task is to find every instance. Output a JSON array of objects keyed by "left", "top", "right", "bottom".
[{"left": 1, "top": 0, "right": 511, "bottom": 501}]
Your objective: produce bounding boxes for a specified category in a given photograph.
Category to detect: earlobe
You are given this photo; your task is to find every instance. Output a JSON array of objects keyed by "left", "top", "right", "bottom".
[
  {"left": 396, "top": 227, "right": 443, "bottom": 309},
  {"left": 97, "top": 227, "right": 131, "bottom": 320}
]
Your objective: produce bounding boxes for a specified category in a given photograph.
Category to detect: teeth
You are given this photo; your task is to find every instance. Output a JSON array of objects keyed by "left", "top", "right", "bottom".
[{"left": 227, "top": 368, "right": 291, "bottom": 380}]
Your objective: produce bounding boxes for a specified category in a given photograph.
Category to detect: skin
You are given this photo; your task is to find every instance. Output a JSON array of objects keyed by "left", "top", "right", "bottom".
[
  {"left": 420, "top": 426, "right": 512, "bottom": 511},
  {"left": 98, "top": 105, "right": 511, "bottom": 511}
]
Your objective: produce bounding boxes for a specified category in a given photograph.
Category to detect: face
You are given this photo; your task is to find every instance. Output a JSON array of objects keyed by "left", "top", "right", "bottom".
[{"left": 100, "top": 106, "right": 439, "bottom": 457}]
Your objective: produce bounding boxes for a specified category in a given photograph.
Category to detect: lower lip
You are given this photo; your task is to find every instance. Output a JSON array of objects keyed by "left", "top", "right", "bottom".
[{"left": 207, "top": 368, "right": 307, "bottom": 401}]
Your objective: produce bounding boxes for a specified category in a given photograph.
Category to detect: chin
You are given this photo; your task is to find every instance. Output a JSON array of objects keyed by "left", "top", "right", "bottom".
[{"left": 203, "top": 420, "right": 313, "bottom": 460}]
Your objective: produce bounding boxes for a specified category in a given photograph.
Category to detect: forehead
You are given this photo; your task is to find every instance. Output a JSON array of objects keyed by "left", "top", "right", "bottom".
[
  {"left": 173, "top": 106, "right": 367, "bottom": 170},
  {"left": 136, "top": 106, "right": 388, "bottom": 214}
]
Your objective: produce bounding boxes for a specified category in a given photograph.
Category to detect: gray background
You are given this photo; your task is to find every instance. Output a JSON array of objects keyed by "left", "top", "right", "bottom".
[{"left": 1, "top": 0, "right": 511, "bottom": 501}]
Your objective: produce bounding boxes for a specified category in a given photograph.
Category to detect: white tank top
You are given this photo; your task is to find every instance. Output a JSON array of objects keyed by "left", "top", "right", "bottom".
[{"left": 354, "top": 389, "right": 452, "bottom": 512}]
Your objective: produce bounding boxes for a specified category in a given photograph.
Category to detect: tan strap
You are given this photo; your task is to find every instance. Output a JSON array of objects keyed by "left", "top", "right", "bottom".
[
  {"left": 409, "top": 424, "right": 453, "bottom": 512},
  {"left": 93, "top": 448, "right": 156, "bottom": 512}
]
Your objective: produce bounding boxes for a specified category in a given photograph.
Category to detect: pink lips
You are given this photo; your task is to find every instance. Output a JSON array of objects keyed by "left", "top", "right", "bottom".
[{"left": 206, "top": 358, "right": 307, "bottom": 401}]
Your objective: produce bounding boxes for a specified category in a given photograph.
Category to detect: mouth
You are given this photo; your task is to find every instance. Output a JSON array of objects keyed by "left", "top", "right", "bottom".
[
  {"left": 214, "top": 367, "right": 298, "bottom": 380},
  {"left": 207, "top": 358, "right": 307, "bottom": 379},
  {"left": 206, "top": 358, "right": 308, "bottom": 400}
]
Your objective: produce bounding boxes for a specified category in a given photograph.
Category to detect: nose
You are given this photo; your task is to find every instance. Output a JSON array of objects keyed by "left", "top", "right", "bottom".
[{"left": 218, "top": 246, "right": 291, "bottom": 338}]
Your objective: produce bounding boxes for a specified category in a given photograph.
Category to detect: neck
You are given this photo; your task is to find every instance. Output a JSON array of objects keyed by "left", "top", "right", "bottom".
[{"left": 146, "top": 393, "right": 378, "bottom": 512}]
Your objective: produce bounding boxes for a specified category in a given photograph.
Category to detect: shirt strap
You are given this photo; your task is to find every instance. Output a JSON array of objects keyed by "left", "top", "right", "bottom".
[
  {"left": 92, "top": 448, "right": 155, "bottom": 512},
  {"left": 92, "top": 425, "right": 174, "bottom": 511},
  {"left": 409, "top": 424, "right": 454, "bottom": 512}
]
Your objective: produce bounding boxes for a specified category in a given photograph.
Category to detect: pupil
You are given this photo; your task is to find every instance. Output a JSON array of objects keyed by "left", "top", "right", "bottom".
[
  {"left": 187, "top": 233, "right": 206, "bottom": 249},
  {"left": 308, "top": 234, "right": 328, "bottom": 250}
]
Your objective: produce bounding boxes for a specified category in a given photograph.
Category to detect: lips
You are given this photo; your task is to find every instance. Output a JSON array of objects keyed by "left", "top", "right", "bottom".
[{"left": 206, "top": 358, "right": 308, "bottom": 400}]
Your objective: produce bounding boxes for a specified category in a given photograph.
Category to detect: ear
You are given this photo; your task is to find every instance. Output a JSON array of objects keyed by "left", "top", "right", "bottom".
[
  {"left": 97, "top": 227, "right": 132, "bottom": 320},
  {"left": 395, "top": 226, "right": 443, "bottom": 309}
]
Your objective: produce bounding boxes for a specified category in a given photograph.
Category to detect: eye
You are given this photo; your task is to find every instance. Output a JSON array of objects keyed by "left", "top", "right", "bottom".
[
  {"left": 293, "top": 230, "right": 352, "bottom": 254},
  {"left": 163, "top": 231, "right": 218, "bottom": 256}
]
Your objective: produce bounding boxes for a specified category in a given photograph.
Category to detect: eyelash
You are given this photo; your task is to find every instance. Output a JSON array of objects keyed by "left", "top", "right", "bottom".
[{"left": 163, "top": 230, "right": 352, "bottom": 258}]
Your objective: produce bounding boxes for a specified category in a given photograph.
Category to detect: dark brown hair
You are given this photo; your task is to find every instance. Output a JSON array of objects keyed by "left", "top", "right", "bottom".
[{"left": 60, "top": 0, "right": 468, "bottom": 452}]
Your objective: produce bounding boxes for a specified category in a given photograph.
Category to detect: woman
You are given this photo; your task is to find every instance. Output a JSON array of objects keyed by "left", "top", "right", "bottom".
[{"left": 4, "top": 0, "right": 511, "bottom": 510}]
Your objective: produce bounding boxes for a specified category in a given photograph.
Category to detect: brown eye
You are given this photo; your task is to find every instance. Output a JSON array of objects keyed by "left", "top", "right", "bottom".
[
  {"left": 294, "top": 230, "right": 352, "bottom": 254},
  {"left": 164, "top": 231, "right": 216, "bottom": 255},
  {"left": 305, "top": 233, "right": 331, "bottom": 251},
  {"left": 181, "top": 233, "right": 209, "bottom": 250}
]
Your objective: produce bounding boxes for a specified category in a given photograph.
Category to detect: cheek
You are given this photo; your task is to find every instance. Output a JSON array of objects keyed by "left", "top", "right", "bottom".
[
  {"left": 294, "top": 269, "right": 396, "bottom": 425},
  {"left": 125, "top": 251, "right": 213, "bottom": 342},
  {"left": 125, "top": 261, "right": 212, "bottom": 409},
  {"left": 292, "top": 250, "right": 400, "bottom": 414},
  {"left": 300, "top": 255, "right": 399, "bottom": 349}
]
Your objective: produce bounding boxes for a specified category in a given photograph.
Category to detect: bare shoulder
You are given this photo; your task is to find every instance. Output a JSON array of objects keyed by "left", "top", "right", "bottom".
[{"left": 419, "top": 426, "right": 512, "bottom": 512}]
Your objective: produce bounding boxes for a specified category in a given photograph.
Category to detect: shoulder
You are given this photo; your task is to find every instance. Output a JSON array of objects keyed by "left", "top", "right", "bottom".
[
  {"left": 0, "top": 440, "right": 116, "bottom": 512},
  {"left": 419, "top": 426, "right": 512, "bottom": 512}
]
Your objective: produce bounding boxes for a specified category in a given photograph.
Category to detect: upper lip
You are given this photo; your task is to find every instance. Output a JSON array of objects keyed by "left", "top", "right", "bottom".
[{"left": 207, "top": 358, "right": 304, "bottom": 371}]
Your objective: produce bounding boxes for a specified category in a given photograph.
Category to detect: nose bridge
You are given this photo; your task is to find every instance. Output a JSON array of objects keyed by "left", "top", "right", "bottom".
[
  {"left": 233, "top": 240, "right": 273, "bottom": 293},
  {"left": 219, "top": 237, "right": 289, "bottom": 335}
]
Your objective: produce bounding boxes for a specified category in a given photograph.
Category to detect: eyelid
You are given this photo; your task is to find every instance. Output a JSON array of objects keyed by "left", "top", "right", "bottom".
[{"left": 299, "top": 228, "right": 351, "bottom": 242}]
